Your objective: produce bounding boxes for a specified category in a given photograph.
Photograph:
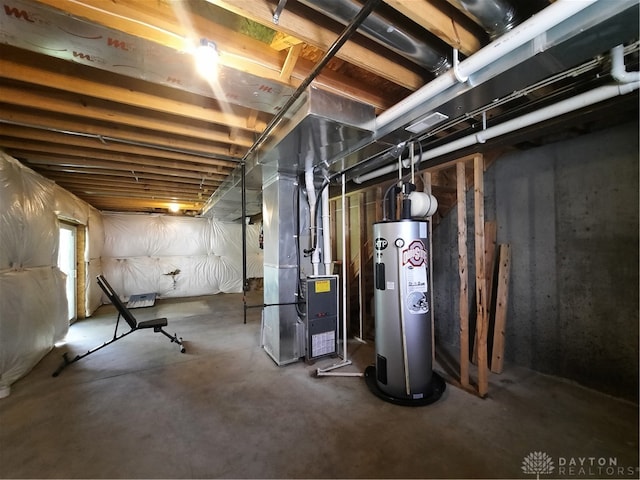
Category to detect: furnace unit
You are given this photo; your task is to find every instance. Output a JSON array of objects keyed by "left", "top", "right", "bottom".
[{"left": 305, "top": 276, "right": 339, "bottom": 361}]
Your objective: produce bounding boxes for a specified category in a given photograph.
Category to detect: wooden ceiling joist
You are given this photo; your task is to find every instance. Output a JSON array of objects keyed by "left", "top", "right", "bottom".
[
  {"left": 383, "top": 0, "right": 483, "bottom": 56},
  {"left": 0, "top": 84, "right": 249, "bottom": 146},
  {"left": 0, "top": 105, "right": 255, "bottom": 150},
  {"left": 16, "top": 155, "right": 228, "bottom": 182},
  {"left": 0, "top": 55, "right": 267, "bottom": 134},
  {"left": 0, "top": 126, "right": 241, "bottom": 166},
  {"left": 206, "top": 0, "right": 427, "bottom": 91}
]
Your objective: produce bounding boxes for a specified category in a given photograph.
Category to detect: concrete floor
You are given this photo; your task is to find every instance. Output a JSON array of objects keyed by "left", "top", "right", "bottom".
[{"left": 1, "top": 291, "right": 638, "bottom": 479}]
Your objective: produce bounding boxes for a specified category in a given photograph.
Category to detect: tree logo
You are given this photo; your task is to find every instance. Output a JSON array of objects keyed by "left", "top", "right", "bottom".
[{"left": 522, "top": 451, "right": 555, "bottom": 479}]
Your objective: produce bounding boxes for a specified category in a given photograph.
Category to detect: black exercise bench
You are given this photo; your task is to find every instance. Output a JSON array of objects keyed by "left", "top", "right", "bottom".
[{"left": 53, "top": 275, "right": 185, "bottom": 376}]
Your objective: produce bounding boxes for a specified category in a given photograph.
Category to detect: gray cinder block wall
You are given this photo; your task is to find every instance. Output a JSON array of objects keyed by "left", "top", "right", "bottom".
[{"left": 433, "top": 119, "right": 639, "bottom": 402}]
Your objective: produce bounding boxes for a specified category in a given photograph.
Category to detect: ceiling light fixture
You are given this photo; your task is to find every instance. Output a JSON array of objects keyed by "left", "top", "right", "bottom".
[
  {"left": 194, "top": 38, "right": 219, "bottom": 78},
  {"left": 168, "top": 202, "right": 180, "bottom": 213}
]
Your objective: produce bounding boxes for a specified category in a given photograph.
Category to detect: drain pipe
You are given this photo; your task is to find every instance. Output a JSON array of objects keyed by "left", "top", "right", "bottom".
[
  {"left": 611, "top": 44, "right": 640, "bottom": 83},
  {"left": 321, "top": 185, "right": 332, "bottom": 275},
  {"left": 305, "top": 169, "right": 320, "bottom": 276},
  {"left": 374, "top": 0, "right": 597, "bottom": 135},
  {"left": 355, "top": 81, "right": 640, "bottom": 184}
]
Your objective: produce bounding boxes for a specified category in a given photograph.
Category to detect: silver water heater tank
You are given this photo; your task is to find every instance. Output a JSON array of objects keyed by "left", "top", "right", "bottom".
[{"left": 365, "top": 218, "right": 445, "bottom": 406}]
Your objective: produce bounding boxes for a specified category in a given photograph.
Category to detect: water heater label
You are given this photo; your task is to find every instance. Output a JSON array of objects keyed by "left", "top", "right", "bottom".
[{"left": 375, "top": 237, "right": 388, "bottom": 250}]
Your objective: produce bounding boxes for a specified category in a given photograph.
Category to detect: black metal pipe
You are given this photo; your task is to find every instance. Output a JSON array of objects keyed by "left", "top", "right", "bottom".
[
  {"left": 241, "top": 161, "right": 248, "bottom": 292},
  {"left": 241, "top": 0, "right": 382, "bottom": 163},
  {"left": 247, "top": 302, "right": 306, "bottom": 309},
  {"left": 241, "top": 0, "right": 380, "bottom": 324},
  {"left": 242, "top": 161, "right": 248, "bottom": 324}
]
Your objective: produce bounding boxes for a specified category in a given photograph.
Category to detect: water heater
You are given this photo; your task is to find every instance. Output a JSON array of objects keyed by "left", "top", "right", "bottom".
[{"left": 365, "top": 215, "right": 445, "bottom": 406}]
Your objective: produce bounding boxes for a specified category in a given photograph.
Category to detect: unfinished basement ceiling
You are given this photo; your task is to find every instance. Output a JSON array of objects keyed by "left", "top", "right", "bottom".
[{"left": 0, "top": 0, "right": 638, "bottom": 218}]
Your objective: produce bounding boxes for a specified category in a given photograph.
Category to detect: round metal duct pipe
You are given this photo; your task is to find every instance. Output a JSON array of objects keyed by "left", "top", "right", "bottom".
[
  {"left": 446, "top": 0, "right": 519, "bottom": 39},
  {"left": 298, "top": 0, "right": 451, "bottom": 75}
]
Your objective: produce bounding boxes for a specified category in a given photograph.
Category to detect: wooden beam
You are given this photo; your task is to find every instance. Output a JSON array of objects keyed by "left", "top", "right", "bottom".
[
  {"left": 271, "top": 32, "right": 304, "bottom": 51},
  {"left": 383, "top": 0, "right": 482, "bottom": 56},
  {"left": 473, "top": 154, "right": 489, "bottom": 397},
  {"left": 207, "top": 0, "right": 425, "bottom": 91},
  {"left": 344, "top": 194, "right": 352, "bottom": 328},
  {"left": 34, "top": 0, "right": 290, "bottom": 84},
  {"left": 35, "top": 165, "right": 221, "bottom": 186},
  {"left": 51, "top": 178, "right": 214, "bottom": 197},
  {"left": 491, "top": 244, "right": 511, "bottom": 374},
  {"left": 280, "top": 44, "right": 303, "bottom": 82},
  {"left": 2, "top": 141, "right": 230, "bottom": 176},
  {"left": 246, "top": 109, "right": 259, "bottom": 131},
  {"left": 31, "top": 0, "right": 395, "bottom": 109},
  {"left": 0, "top": 125, "right": 240, "bottom": 166},
  {"left": 0, "top": 85, "right": 243, "bottom": 145},
  {"left": 473, "top": 220, "right": 497, "bottom": 364},
  {"left": 18, "top": 153, "right": 226, "bottom": 181},
  {"left": 0, "top": 105, "right": 255, "bottom": 149},
  {"left": 456, "top": 161, "right": 469, "bottom": 388},
  {"left": 81, "top": 197, "right": 203, "bottom": 211},
  {"left": 375, "top": 187, "right": 383, "bottom": 222},
  {"left": 0, "top": 55, "right": 267, "bottom": 133}
]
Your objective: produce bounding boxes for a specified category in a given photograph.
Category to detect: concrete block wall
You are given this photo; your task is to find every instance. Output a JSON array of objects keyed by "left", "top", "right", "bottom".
[{"left": 433, "top": 120, "right": 639, "bottom": 402}]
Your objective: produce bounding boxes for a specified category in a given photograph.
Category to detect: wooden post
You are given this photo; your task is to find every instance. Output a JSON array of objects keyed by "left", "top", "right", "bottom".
[
  {"left": 375, "top": 187, "right": 383, "bottom": 222},
  {"left": 474, "top": 155, "right": 489, "bottom": 397},
  {"left": 344, "top": 195, "right": 352, "bottom": 328},
  {"left": 491, "top": 244, "right": 511, "bottom": 374},
  {"left": 473, "top": 220, "right": 497, "bottom": 364},
  {"left": 421, "top": 172, "right": 436, "bottom": 364},
  {"left": 456, "top": 161, "right": 469, "bottom": 388}
]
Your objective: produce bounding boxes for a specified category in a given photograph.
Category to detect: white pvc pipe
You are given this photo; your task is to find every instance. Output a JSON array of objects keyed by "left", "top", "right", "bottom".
[
  {"left": 611, "top": 44, "right": 640, "bottom": 83},
  {"left": 355, "top": 82, "right": 639, "bottom": 183},
  {"left": 375, "top": 0, "right": 597, "bottom": 131},
  {"left": 353, "top": 161, "right": 398, "bottom": 184},
  {"left": 305, "top": 169, "right": 320, "bottom": 276},
  {"left": 419, "top": 82, "right": 639, "bottom": 161},
  {"left": 321, "top": 186, "right": 332, "bottom": 275}
]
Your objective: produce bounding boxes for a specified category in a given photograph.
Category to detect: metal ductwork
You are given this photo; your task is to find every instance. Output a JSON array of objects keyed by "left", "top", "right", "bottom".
[
  {"left": 240, "top": 86, "right": 375, "bottom": 365},
  {"left": 298, "top": 0, "right": 451, "bottom": 75},
  {"left": 341, "top": 0, "right": 640, "bottom": 183},
  {"left": 446, "top": 0, "right": 519, "bottom": 39}
]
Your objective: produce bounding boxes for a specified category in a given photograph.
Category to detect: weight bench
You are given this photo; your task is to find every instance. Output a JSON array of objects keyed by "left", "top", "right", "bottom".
[{"left": 53, "top": 275, "right": 185, "bottom": 377}]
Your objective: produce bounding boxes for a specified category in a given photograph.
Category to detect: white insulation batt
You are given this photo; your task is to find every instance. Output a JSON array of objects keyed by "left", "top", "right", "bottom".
[
  {"left": 0, "top": 153, "right": 69, "bottom": 397},
  {"left": 100, "top": 213, "right": 263, "bottom": 300}
]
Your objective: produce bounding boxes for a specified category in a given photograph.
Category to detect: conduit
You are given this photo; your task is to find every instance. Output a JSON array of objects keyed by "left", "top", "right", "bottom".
[{"left": 354, "top": 81, "right": 640, "bottom": 184}]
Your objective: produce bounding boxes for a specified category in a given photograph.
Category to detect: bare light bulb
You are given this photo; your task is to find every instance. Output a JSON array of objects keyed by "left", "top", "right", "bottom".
[{"left": 195, "top": 39, "right": 219, "bottom": 78}]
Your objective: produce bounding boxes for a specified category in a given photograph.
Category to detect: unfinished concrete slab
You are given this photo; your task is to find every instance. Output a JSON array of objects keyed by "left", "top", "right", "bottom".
[{"left": 0, "top": 292, "right": 637, "bottom": 479}]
